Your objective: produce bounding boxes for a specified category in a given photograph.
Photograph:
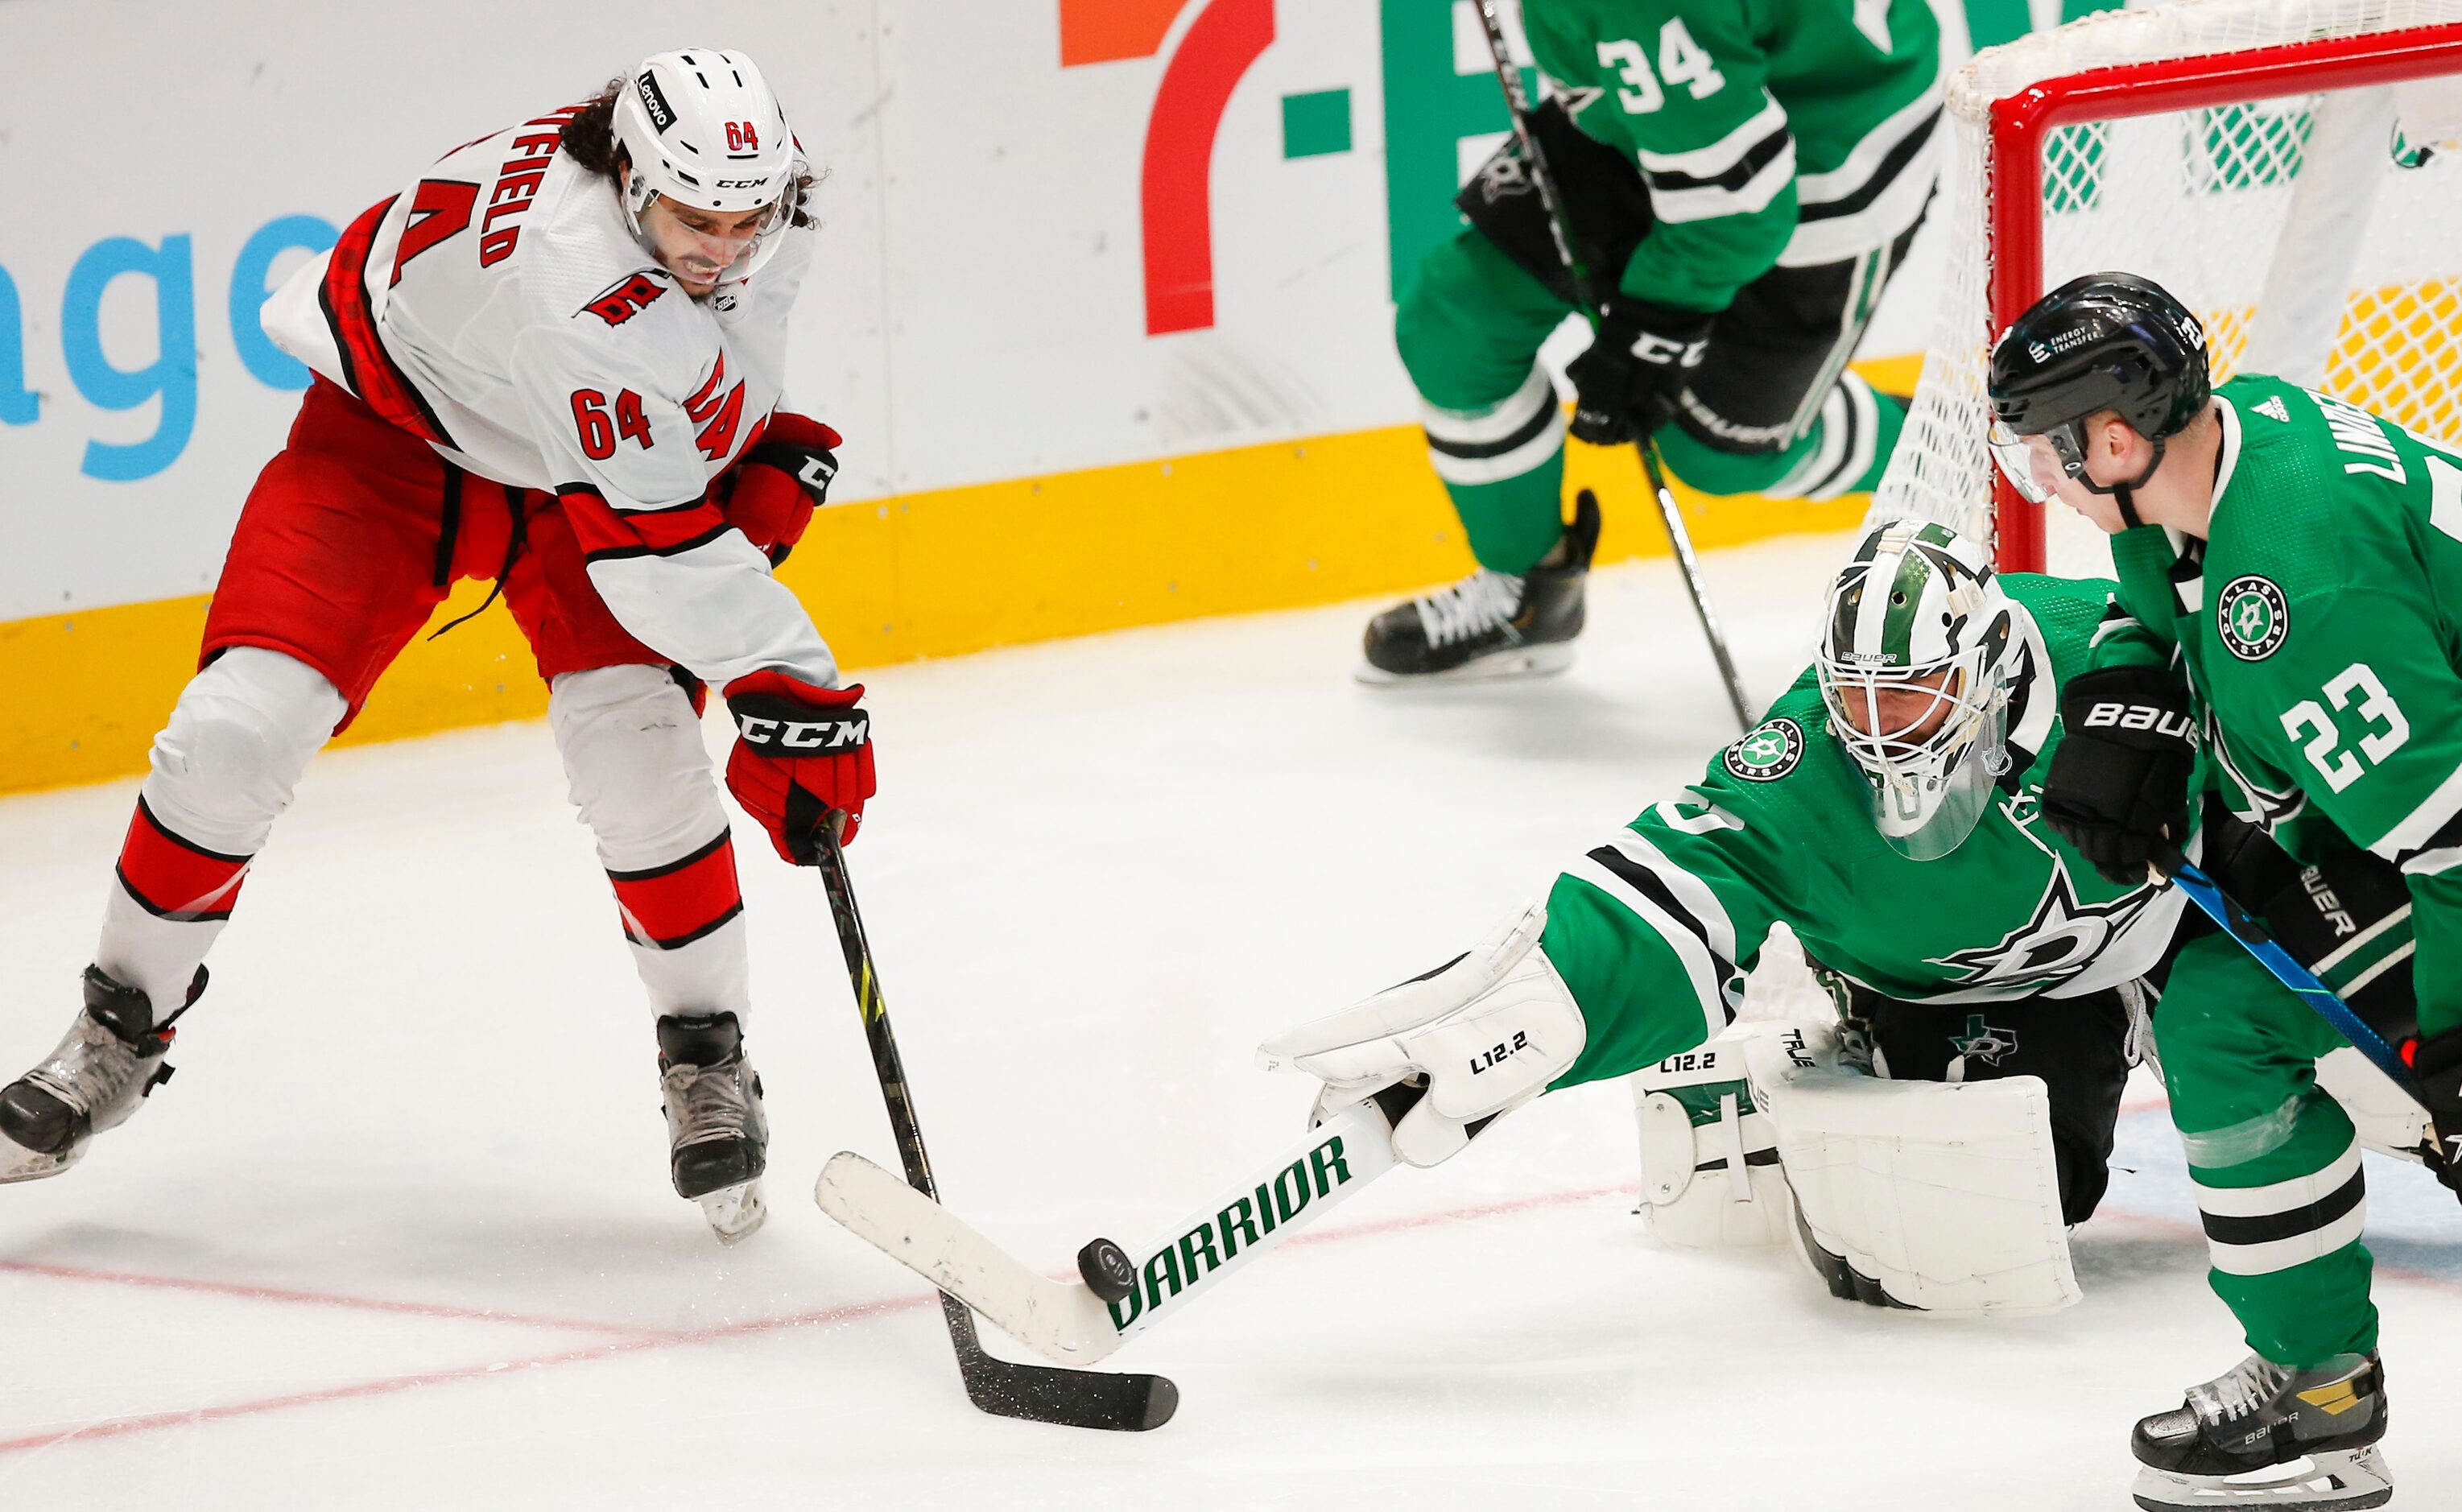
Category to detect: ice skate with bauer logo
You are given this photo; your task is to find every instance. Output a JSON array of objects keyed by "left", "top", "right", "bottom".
[
  {"left": 656, "top": 1011, "right": 770, "bottom": 1243},
  {"left": 1359, "top": 490, "right": 1600, "bottom": 683},
  {"left": 2129, "top": 1351, "right": 2391, "bottom": 1511},
  {"left": 0, "top": 965, "right": 204, "bottom": 1183}
]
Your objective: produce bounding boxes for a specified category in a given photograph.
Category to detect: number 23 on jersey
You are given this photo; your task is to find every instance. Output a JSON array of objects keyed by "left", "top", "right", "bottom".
[{"left": 2281, "top": 662, "right": 2410, "bottom": 792}]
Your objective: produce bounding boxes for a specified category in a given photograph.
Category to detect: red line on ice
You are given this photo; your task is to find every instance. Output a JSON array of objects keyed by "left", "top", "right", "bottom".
[
  {"left": 0, "top": 1182, "right": 1625, "bottom": 1454},
  {"left": 0, "top": 1258, "right": 665, "bottom": 1340},
  {"left": 0, "top": 1292, "right": 938, "bottom": 1456}
]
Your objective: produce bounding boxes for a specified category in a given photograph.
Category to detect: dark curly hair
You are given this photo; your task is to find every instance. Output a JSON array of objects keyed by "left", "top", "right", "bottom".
[{"left": 560, "top": 76, "right": 814, "bottom": 228}]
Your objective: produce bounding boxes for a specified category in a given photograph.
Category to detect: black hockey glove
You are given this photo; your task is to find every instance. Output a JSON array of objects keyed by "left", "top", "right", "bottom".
[
  {"left": 1565, "top": 300, "right": 1713, "bottom": 447},
  {"left": 2041, "top": 664, "right": 2198, "bottom": 886},
  {"left": 2408, "top": 1029, "right": 2462, "bottom": 1199}
]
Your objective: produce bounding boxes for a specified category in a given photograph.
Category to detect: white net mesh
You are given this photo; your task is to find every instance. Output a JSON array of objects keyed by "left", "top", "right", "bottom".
[{"left": 1868, "top": 0, "right": 2462, "bottom": 577}]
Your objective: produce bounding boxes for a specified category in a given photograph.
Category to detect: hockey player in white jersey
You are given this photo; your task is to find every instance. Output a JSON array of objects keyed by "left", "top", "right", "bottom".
[{"left": 0, "top": 51, "right": 864, "bottom": 1242}]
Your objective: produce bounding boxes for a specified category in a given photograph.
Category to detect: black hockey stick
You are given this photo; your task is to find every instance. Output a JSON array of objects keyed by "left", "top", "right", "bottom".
[
  {"left": 1471, "top": 0, "right": 1755, "bottom": 731},
  {"left": 812, "top": 820, "right": 1180, "bottom": 1430}
]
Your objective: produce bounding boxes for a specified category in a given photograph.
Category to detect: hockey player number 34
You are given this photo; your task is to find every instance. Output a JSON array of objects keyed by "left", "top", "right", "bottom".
[{"left": 1594, "top": 24, "right": 1725, "bottom": 113}]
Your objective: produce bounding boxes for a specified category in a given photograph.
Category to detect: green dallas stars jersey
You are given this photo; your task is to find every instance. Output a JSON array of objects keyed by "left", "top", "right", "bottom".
[
  {"left": 2093, "top": 372, "right": 2462, "bottom": 1043},
  {"left": 1521, "top": 0, "right": 1941, "bottom": 313},
  {"left": 1542, "top": 573, "right": 2187, "bottom": 1089}
]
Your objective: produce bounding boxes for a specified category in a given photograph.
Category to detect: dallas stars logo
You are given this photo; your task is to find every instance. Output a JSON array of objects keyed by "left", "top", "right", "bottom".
[
  {"left": 1927, "top": 865, "right": 2156, "bottom": 990},
  {"left": 2217, "top": 575, "right": 2288, "bottom": 661},
  {"left": 1723, "top": 717, "right": 1805, "bottom": 782},
  {"left": 1948, "top": 1014, "right": 2020, "bottom": 1067}
]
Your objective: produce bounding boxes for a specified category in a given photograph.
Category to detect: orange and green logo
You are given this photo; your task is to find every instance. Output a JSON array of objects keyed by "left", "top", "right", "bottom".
[
  {"left": 1060, "top": 0, "right": 1281, "bottom": 335},
  {"left": 1063, "top": 0, "right": 2113, "bottom": 341}
]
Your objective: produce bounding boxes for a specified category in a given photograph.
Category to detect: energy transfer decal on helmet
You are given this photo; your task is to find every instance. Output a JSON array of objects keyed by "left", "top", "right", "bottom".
[
  {"left": 2216, "top": 575, "right": 2289, "bottom": 661},
  {"left": 1724, "top": 718, "right": 1806, "bottom": 782}
]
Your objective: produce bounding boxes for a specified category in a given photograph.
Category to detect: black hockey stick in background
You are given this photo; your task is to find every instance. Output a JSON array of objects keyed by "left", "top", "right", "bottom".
[
  {"left": 1470, "top": 0, "right": 1755, "bottom": 731},
  {"left": 812, "top": 818, "right": 1180, "bottom": 1430}
]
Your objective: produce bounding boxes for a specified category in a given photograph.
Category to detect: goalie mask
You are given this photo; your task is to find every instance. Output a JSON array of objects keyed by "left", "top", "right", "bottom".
[
  {"left": 1817, "top": 521, "right": 2018, "bottom": 861},
  {"left": 612, "top": 48, "right": 799, "bottom": 278}
]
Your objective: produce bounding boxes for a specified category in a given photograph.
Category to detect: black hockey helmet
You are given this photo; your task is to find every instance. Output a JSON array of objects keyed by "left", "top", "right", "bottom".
[{"left": 1985, "top": 272, "right": 2210, "bottom": 500}]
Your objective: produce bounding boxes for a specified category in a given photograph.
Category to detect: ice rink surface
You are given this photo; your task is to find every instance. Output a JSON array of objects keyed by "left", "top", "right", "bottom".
[{"left": 1, "top": 531, "right": 2453, "bottom": 1510}]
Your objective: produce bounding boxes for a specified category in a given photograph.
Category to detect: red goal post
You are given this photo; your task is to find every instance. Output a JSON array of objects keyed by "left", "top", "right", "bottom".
[{"left": 1873, "top": 0, "right": 2462, "bottom": 572}]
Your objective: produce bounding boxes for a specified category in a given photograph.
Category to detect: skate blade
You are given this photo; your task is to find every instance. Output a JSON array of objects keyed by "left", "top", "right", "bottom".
[
  {"left": 0, "top": 1137, "right": 83, "bottom": 1185},
  {"left": 697, "top": 1179, "right": 768, "bottom": 1245},
  {"left": 2131, "top": 1446, "right": 2391, "bottom": 1511},
  {"left": 1354, "top": 642, "right": 1575, "bottom": 686}
]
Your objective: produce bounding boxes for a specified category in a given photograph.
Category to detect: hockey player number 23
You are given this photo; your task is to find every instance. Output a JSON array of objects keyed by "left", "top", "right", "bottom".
[
  {"left": 571, "top": 388, "right": 653, "bottom": 461},
  {"left": 2279, "top": 663, "right": 2410, "bottom": 793},
  {"left": 1595, "top": 23, "right": 1725, "bottom": 114}
]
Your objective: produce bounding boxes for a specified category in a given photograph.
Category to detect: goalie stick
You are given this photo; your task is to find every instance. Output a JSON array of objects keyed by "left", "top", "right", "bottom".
[
  {"left": 2151, "top": 843, "right": 2447, "bottom": 1161},
  {"left": 1471, "top": 0, "right": 1754, "bottom": 731},
  {"left": 812, "top": 823, "right": 1179, "bottom": 1429},
  {"left": 816, "top": 1099, "right": 1401, "bottom": 1366}
]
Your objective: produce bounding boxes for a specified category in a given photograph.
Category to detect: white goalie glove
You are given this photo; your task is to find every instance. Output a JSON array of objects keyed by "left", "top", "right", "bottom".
[{"left": 1258, "top": 902, "right": 1584, "bottom": 1167}]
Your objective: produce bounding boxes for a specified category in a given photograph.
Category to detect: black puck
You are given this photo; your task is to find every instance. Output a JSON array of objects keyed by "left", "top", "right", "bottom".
[{"left": 1076, "top": 1236, "right": 1138, "bottom": 1304}]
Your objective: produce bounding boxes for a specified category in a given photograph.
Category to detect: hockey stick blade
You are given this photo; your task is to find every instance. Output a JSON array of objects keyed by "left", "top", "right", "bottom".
[
  {"left": 940, "top": 1294, "right": 1179, "bottom": 1431},
  {"left": 817, "top": 1105, "right": 1398, "bottom": 1368},
  {"left": 820, "top": 1152, "right": 1128, "bottom": 1363}
]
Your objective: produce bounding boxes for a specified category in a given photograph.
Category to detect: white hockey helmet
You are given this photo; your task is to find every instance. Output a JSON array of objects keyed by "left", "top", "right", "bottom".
[
  {"left": 611, "top": 48, "right": 799, "bottom": 274},
  {"left": 1816, "top": 520, "right": 2020, "bottom": 861}
]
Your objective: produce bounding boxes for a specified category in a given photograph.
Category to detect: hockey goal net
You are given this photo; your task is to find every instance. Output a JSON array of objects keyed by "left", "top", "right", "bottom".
[{"left": 1871, "top": 0, "right": 2462, "bottom": 575}]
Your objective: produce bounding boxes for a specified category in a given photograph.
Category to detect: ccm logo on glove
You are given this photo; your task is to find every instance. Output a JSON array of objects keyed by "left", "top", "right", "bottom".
[
  {"left": 1629, "top": 331, "right": 1708, "bottom": 368},
  {"left": 734, "top": 711, "right": 869, "bottom": 752},
  {"left": 2078, "top": 700, "right": 2200, "bottom": 742}
]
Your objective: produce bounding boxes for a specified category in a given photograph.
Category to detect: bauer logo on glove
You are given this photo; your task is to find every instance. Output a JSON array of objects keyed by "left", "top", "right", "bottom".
[{"left": 2077, "top": 698, "right": 2200, "bottom": 742}]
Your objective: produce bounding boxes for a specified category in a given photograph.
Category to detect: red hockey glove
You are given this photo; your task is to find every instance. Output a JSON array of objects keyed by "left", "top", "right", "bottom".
[
  {"left": 724, "top": 412, "right": 841, "bottom": 565},
  {"left": 724, "top": 671, "right": 875, "bottom": 861}
]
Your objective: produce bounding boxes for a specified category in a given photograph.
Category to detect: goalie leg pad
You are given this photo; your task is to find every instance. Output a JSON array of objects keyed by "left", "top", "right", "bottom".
[
  {"left": 1633, "top": 1021, "right": 1832, "bottom": 1249},
  {"left": 1766, "top": 1067, "right": 2081, "bottom": 1316}
]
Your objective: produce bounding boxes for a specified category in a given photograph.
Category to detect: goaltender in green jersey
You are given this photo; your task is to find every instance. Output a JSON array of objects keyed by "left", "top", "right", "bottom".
[
  {"left": 1989, "top": 271, "right": 2462, "bottom": 1512},
  {"left": 1362, "top": 0, "right": 1939, "bottom": 681},
  {"left": 1267, "top": 521, "right": 2195, "bottom": 1321}
]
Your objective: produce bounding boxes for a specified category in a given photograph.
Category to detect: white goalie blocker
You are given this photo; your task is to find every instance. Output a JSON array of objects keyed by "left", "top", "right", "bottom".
[{"left": 1634, "top": 1020, "right": 2080, "bottom": 1316}]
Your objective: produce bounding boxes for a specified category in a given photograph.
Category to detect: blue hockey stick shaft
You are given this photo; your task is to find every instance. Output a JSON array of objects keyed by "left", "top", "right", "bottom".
[{"left": 2152, "top": 845, "right": 2425, "bottom": 1105}]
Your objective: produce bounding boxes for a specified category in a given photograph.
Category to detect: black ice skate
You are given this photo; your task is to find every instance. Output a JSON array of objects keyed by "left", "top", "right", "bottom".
[
  {"left": 657, "top": 1011, "right": 770, "bottom": 1244},
  {"left": 0, "top": 966, "right": 202, "bottom": 1184},
  {"left": 1359, "top": 490, "right": 1601, "bottom": 683},
  {"left": 2130, "top": 1351, "right": 2391, "bottom": 1511}
]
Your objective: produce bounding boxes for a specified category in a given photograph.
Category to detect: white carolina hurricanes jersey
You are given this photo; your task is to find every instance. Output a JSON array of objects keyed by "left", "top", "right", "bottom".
[{"left": 262, "top": 100, "right": 837, "bottom": 691}]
